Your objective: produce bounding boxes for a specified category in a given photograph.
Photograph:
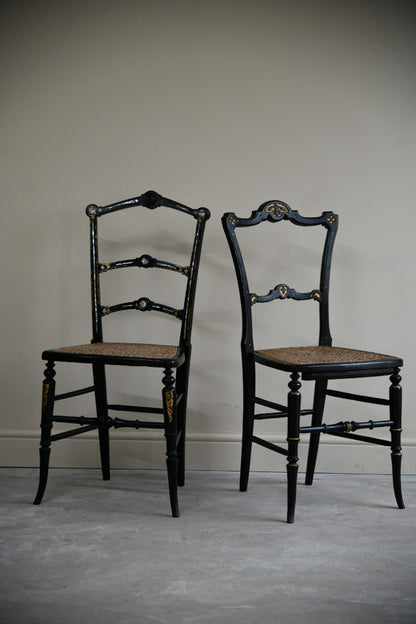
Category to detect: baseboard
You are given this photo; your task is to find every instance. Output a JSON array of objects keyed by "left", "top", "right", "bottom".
[{"left": 1, "top": 429, "right": 415, "bottom": 474}]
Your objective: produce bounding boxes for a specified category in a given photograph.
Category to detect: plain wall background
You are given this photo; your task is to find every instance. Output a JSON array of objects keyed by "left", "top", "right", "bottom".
[{"left": 1, "top": 0, "right": 415, "bottom": 474}]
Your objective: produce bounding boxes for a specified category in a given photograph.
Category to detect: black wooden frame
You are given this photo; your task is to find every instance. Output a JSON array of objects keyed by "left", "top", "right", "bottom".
[
  {"left": 222, "top": 200, "right": 404, "bottom": 523},
  {"left": 34, "top": 190, "right": 210, "bottom": 517}
]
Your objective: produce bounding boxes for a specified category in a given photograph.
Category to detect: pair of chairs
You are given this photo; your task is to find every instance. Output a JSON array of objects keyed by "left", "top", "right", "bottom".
[{"left": 34, "top": 191, "right": 404, "bottom": 522}]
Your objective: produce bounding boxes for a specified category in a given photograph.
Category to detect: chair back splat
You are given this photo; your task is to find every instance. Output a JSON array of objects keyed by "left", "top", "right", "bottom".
[
  {"left": 34, "top": 190, "right": 210, "bottom": 517},
  {"left": 86, "top": 190, "right": 209, "bottom": 348},
  {"left": 222, "top": 200, "right": 404, "bottom": 523},
  {"left": 223, "top": 201, "right": 338, "bottom": 354}
]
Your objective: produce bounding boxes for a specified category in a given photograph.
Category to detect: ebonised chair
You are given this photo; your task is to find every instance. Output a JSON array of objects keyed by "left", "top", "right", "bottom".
[
  {"left": 222, "top": 200, "right": 404, "bottom": 523},
  {"left": 34, "top": 190, "right": 210, "bottom": 517}
]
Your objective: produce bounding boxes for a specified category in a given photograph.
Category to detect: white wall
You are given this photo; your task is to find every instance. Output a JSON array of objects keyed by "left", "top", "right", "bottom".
[{"left": 1, "top": 0, "right": 415, "bottom": 474}]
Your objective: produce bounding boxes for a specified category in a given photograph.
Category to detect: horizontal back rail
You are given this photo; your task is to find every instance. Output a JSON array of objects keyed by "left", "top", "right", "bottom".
[
  {"left": 99, "top": 255, "right": 189, "bottom": 276},
  {"left": 251, "top": 284, "right": 321, "bottom": 305},
  {"left": 100, "top": 297, "right": 183, "bottom": 319}
]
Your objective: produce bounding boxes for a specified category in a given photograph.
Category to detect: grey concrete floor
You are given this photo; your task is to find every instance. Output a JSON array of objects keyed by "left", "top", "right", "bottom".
[{"left": 1, "top": 469, "right": 415, "bottom": 624}]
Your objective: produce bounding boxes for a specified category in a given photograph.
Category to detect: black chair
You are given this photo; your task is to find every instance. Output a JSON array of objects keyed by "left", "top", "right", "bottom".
[
  {"left": 34, "top": 190, "right": 210, "bottom": 517},
  {"left": 222, "top": 200, "right": 404, "bottom": 523}
]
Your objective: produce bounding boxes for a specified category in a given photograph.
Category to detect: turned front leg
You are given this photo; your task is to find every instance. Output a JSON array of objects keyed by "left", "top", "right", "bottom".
[
  {"left": 33, "top": 360, "right": 56, "bottom": 505},
  {"left": 162, "top": 368, "right": 179, "bottom": 518},
  {"left": 390, "top": 368, "right": 405, "bottom": 509},
  {"left": 287, "top": 372, "right": 301, "bottom": 523}
]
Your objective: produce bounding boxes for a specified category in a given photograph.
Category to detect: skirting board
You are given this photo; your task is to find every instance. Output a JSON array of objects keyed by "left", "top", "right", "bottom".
[{"left": 1, "top": 430, "right": 416, "bottom": 474}]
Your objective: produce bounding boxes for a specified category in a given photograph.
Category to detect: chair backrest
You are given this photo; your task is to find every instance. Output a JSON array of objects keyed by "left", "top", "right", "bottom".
[
  {"left": 222, "top": 200, "right": 338, "bottom": 352},
  {"left": 86, "top": 190, "right": 210, "bottom": 347}
]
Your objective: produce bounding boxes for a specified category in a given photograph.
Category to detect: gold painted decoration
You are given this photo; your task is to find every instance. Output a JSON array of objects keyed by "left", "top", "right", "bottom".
[
  {"left": 42, "top": 384, "right": 49, "bottom": 410},
  {"left": 165, "top": 390, "right": 174, "bottom": 423},
  {"left": 265, "top": 203, "right": 289, "bottom": 219}
]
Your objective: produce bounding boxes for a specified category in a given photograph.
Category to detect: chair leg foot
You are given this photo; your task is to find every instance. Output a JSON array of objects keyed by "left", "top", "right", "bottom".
[
  {"left": 287, "top": 463, "right": 298, "bottom": 524},
  {"left": 166, "top": 454, "right": 180, "bottom": 518},
  {"left": 99, "top": 428, "right": 110, "bottom": 481},
  {"left": 33, "top": 447, "right": 51, "bottom": 505},
  {"left": 239, "top": 472, "right": 249, "bottom": 492},
  {"left": 240, "top": 414, "right": 254, "bottom": 491},
  {"left": 392, "top": 452, "right": 405, "bottom": 509},
  {"left": 240, "top": 434, "right": 253, "bottom": 492},
  {"left": 305, "top": 433, "right": 320, "bottom": 486}
]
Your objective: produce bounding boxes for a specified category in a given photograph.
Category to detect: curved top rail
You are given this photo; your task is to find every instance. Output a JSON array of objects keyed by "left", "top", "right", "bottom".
[
  {"left": 86, "top": 190, "right": 210, "bottom": 222},
  {"left": 224, "top": 200, "right": 337, "bottom": 230}
]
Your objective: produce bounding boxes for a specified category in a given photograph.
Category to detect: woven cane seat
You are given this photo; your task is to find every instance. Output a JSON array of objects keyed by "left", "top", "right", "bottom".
[
  {"left": 255, "top": 345, "right": 401, "bottom": 371},
  {"left": 46, "top": 342, "right": 181, "bottom": 362}
]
